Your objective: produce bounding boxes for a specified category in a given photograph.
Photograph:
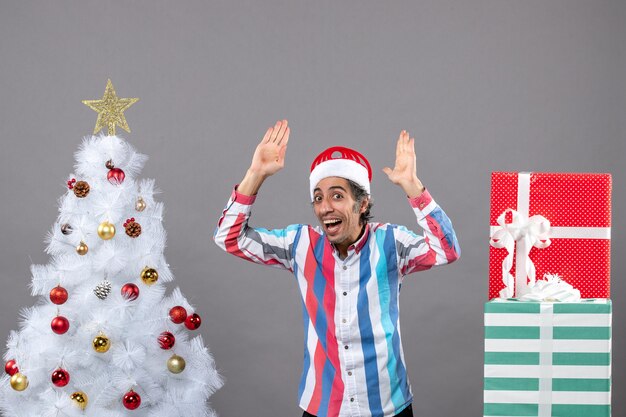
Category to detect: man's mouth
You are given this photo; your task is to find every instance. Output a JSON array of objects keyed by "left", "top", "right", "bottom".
[{"left": 323, "top": 218, "right": 342, "bottom": 234}]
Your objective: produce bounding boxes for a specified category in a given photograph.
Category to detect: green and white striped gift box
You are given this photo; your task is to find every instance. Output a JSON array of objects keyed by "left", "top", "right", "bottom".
[{"left": 484, "top": 299, "right": 612, "bottom": 417}]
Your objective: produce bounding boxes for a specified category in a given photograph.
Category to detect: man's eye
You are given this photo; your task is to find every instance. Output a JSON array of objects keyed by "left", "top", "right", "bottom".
[
  {"left": 333, "top": 194, "right": 343, "bottom": 199},
  {"left": 314, "top": 196, "right": 322, "bottom": 202}
]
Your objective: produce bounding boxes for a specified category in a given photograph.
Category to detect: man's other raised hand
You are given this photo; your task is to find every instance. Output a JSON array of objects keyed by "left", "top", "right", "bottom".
[
  {"left": 238, "top": 120, "right": 290, "bottom": 196},
  {"left": 382, "top": 130, "right": 425, "bottom": 199}
]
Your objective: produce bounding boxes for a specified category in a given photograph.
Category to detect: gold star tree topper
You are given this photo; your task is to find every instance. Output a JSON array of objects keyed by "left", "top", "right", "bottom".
[{"left": 83, "top": 79, "right": 139, "bottom": 136}]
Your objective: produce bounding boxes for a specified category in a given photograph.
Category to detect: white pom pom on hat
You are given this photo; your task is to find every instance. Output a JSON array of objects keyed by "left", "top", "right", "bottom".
[{"left": 309, "top": 146, "right": 372, "bottom": 201}]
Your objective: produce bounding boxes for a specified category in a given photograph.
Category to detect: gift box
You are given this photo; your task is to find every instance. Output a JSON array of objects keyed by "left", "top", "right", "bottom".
[
  {"left": 489, "top": 172, "right": 612, "bottom": 299},
  {"left": 483, "top": 299, "right": 612, "bottom": 417}
]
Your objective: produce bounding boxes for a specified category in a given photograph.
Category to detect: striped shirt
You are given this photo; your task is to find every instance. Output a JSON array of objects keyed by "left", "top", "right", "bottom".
[{"left": 214, "top": 186, "right": 460, "bottom": 417}]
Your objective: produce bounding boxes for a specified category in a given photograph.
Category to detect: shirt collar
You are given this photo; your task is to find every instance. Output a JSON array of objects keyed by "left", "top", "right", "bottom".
[{"left": 330, "top": 224, "right": 370, "bottom": 256}]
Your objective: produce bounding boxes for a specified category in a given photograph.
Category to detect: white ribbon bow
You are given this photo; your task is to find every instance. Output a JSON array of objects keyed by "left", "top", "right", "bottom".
[
  {"left": 518, "top": 273, "right": 581, "bottom": 302},
  {"left": 490, "top": 208, "right": 552, "bottom": 298}
]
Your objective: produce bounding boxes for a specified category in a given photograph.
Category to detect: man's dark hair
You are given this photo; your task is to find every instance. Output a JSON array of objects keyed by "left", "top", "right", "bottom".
[{"left": 347, "top": 179, "right": 373, "bottom": 225}]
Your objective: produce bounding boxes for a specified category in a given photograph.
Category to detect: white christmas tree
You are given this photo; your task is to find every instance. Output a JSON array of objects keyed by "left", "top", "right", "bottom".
[{"left": 0, "top": 80, "right": 223, "bottom": 417}]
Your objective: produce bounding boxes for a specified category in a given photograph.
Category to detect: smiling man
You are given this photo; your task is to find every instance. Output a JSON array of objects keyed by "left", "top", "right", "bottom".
[{"left": 214, "top": 120, "right": 460, "bottom": 417}]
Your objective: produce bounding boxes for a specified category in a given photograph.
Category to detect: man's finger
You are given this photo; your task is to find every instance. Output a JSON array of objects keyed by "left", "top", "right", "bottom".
[
  {"left": 278, "top": 140, "right": 288, "bottom": 162},
  {"left": 270, "top": 120, "right": 282, "bottom": 142},
  {"left": 277, "top": 126, "right": 290, "bottom": 146},
  {"left": 382, "top": 167, "right": 392, "bottom": 177},
  {"left": 404, "top": 130, "right": 411, "bottom": 149},
  {"left": 396, "top": 134, "right": 403, "bottom": 156},
  {"left": 396, "top": 132, "right": 402, "bottom": 157},
  {"left": 275, "top": 119, "right": 289, "bottom": 143},
  {"left": 262, "top": 127, "right": 273, "bottom": 143}
]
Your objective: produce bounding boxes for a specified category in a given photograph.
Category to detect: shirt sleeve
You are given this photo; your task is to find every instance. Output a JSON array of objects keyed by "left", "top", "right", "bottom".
[
  {"left": 213, "top": 186, "right": 298, "bottom": 272},
  {"left": 393, "top": 189, "right": 461, "bottom": 276}
]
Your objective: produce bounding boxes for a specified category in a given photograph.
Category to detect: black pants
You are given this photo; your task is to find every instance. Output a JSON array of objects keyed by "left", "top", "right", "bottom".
[{"left": 303, "top": 403, "right": 413, "bottom": 417}]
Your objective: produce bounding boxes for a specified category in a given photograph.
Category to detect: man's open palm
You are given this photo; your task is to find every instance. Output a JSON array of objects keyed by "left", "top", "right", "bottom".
[
  {"left": 250, "top": 119, "right": 290, "bottom": 178},
  {"left": 383, "top": 130, "right": 417, "bottom": 187}
]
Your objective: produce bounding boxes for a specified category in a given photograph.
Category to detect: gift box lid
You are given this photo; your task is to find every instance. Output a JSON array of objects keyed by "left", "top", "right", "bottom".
[{"left": 490, "top": 172, "right": 611, "bottom": 228}]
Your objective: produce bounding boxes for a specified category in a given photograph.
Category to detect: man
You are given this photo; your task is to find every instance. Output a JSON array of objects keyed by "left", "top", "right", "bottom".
[{"left": 214, "top": 120, "right": 460, "bottom": 417}]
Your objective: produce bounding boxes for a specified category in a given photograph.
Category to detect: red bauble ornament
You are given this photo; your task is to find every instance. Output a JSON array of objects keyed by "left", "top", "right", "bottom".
[
  {"left": 49, "top": 286, "right": 68, "bottom": 305},
  {"left": 51, "top": 368, "right": 70, "bottom": 387},
  {"left": 51, "top": 316, "right": 70, "bottom": 334},
  {"left": 157, "top": 332, "right": 175, "bottom": 350},
  {"left": 4, "top": 359, "right": 18, "bottom": 376},
  {"left": 169, "top": 306, "right": 187, "bottom": 324},
  {"left": 123, "top": 389, "right": 141, "bottom": 410},
  {"left": 107, "top": 168, "right": 126, "bottom": 185},
  {"left": 184, "top": 313, "right": 202, "bottom": 330},
  {"left": 121, "top": 283, "right": 140, "bottom": 301}
]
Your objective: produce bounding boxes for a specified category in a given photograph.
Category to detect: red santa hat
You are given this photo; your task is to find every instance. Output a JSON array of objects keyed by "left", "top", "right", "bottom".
[{"left": 309, "top": 146, "right": 372, "bottom": 200}]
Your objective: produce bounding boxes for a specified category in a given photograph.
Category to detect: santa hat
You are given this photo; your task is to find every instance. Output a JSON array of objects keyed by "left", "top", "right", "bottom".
[{"left": 309, "top": 146, "right": 372, "bottom": 200}]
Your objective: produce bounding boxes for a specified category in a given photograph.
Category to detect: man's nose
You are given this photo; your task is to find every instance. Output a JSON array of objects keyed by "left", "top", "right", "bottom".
[{"left": 320, "top": 198, "right": 333, "bottom": 213}]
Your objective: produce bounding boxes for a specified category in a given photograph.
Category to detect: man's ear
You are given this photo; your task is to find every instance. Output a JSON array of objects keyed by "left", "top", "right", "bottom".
[{"left": 360, "top": 197, "right": 369, "bottom": 213}]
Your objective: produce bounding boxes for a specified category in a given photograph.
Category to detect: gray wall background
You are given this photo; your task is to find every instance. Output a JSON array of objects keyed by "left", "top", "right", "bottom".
[{"left": 1, "top": 1, "right": 624, "bottom": 416}]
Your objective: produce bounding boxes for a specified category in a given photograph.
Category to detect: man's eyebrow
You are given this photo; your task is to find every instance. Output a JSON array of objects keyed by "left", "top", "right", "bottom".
[{"left": 314, "top": 186, "right": 347, "bottom": 193}]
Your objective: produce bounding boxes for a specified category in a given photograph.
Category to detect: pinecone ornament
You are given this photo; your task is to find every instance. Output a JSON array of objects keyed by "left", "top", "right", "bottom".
[
  {"left": 94, "top": 279, "right": 112, "bottom": 300},
  {"left": 124, "top": 218, "right": 141, "bottom": 238},
  {"left": 73, "top": 181, "right": 90, "bottom": 198}
]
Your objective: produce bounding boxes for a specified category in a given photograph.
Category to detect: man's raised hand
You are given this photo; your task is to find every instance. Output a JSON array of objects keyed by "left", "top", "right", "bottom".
[
  {"left": 238, "top": 120, "right": 290, "bottom": 196},
  {"left": 250, "top": 120, "right": 290, "bottom": 177},
  {"left": 382, "top": 130, "right": 425, "bottom": 198}
]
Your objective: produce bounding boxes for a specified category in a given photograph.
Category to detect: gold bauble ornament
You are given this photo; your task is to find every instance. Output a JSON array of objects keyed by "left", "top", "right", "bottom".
[
  {"left": 93, "top": 334, "right": 111, "bottom": 353},
  {"left": 10, "top": 372, "right": 28, "bottom": 391},
  {"left": 167, "top": 354, "right": 186, "bottom": 374},
  {"left": 135, "top": 197, "right": 146, "bottom": 212},
  {"left": 140, "top": 267, "right": 159, "bottom": 286},
  {"left": 76, "top": 241, "right": 88, "bottom": 255},
  {"left": 70, "top": 391, "right": 88, "bottom": 410},
  {"left": 97, "top": 221, "right": 116, "bottom": 240}
]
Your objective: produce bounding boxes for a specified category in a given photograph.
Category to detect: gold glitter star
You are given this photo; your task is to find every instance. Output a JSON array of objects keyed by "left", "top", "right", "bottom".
[{"left": 83, "top": 79, "right": 139, "bottom": 136}]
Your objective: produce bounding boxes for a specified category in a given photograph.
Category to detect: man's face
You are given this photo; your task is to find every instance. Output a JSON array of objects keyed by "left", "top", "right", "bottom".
[{"left": 313, "top": 177, "right": 368, "bottom": 251}]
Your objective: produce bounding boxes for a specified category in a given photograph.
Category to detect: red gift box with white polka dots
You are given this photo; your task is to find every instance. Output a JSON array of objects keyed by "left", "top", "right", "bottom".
[{"left": 489, "top": 172, "right": 612, "bottom": 299}]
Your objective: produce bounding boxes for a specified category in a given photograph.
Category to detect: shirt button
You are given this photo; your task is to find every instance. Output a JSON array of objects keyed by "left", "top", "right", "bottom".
[
  {"left": 343, "top": 292, "right": 347, "bottom": 296},
  {"left": 419, "top": 202, "right": 425, "bottom": 209},
  {"left": 342, "top": 266, "right": 347, "bottom": 270},
  {"left": 350, "top": 398, "right": 355, "bottom": 402},
  {"left": 344, "top": 345, "right": 349, "bottom": 350},
  {"left": 342, "top": 319, "right": 347, "bottom": 323},
  {"left": 347, "top": 371, "right": 352, "bottom": 376}
]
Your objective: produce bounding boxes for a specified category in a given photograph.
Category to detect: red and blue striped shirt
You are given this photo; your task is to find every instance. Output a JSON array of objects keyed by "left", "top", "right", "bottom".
[{"left": 214, "top": 186, "right": 460, "bottom": 417}]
